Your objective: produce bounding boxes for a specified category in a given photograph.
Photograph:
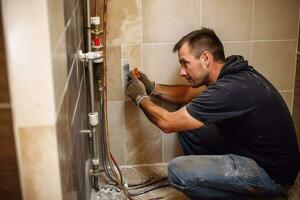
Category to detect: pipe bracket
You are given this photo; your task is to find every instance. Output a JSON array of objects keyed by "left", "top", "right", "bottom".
[{"left": 78, "top": 50, "right": 103, "bottom": 63}]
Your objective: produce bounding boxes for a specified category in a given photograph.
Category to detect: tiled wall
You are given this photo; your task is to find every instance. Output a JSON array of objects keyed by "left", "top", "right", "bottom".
[
  {"left": 0, "top": 3, "right": 22, "bottom": 199},
  {"left": 49, "top": 0, "right": 92, "bottom": 199},
  {"left": 106, "top": 0, "right": 300, "bottom": 166},
  {"left": 2, "top": 0, "right": 91, "bottom": 199},
  {"left": 292, "top": 13, "right": 300, "bottom": 148}
]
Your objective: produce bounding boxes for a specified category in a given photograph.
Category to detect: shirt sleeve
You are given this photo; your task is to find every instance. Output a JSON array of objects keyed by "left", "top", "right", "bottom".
[{"left": 186, "top": 83, "right": 249, "bottom": 125}]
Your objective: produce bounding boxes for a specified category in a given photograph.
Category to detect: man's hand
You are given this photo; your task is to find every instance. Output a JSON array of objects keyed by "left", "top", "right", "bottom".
[
  {"left": 127, "top": 70, "right": 156, "bottom": 95},
  {"left": 126, "top": 77, "right": 150, "bottom": 106},
  {"left": 139, "top": 72, "right": 156, "bottom": 95}
]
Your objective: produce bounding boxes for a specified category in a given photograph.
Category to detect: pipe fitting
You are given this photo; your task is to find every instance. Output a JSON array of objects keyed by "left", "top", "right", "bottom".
[
  {"left": 78, "top": 50, "right": 103, "bottom": 63},
  {"left": 92, "top": 158, "right": 100, "bottom": 165},
  {"left": 89, "top": 112, "right": 99, "bottom": 126}
]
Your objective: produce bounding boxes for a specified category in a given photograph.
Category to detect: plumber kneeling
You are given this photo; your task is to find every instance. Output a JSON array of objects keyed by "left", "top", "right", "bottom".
[{"left": 125, "top": 28, "right": 300, "bottom": 200}]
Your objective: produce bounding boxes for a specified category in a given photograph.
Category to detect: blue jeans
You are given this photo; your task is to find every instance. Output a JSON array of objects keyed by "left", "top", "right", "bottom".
[{"left": 168, "top": 125, "right": 286, "bottom": 199}]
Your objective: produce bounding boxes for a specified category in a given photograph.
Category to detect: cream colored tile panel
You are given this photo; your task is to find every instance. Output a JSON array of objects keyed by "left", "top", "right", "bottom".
[
  {"left": 252, "top": 41, "right": 297, "bottom": 91},
  {"left": 253, "top": 0, "right": 299, "bottom": 40},
  {"left": 143, "top": 44, "right": 187, "bottom": 85},
  {"left": 202, "top": 0, "right": 252, "bottom": 41},
  {"left": 107, "top": 46, "right": 123, "bottom": 101},
  {"left": 52, "top": 34, "right": 68, "bottom": 114},
  {"left": 2, "top": 0, "right": 56, "bottom": 126},
  {"left": 20, "top": 126, "right": 62, "bottom": 200},
  {"left": 122, "top": 45, "right": 143, "bottom": 70},
  {"left": 280, "top": 91, "right": 294, "bottom": 113},
  {"left": 108, "top": 101, "right": 125, "bottom": 165},
  {"left": 163, "top": 132, "right": 184, "bottom": 162},
  {"left": 107, "top": 0, "right": 142, "bottom": 45},
  {"left": 125, "top": 101, "right": 162, "bottom": 164},
  {"left": 223, "top": 41, "right": 252, "bottom": 65},
  {"left": 142, "top": 0, "right": 200, "bottom": 43}
]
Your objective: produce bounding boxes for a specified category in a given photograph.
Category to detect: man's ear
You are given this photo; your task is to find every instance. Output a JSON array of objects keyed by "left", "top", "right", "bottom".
[{"left": 200, "top": 51, "right": 210, "bottom": 67}]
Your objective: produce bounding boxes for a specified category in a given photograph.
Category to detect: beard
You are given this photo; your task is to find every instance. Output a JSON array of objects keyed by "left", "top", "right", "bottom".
[{"left": 187, "top": 74, "right": 209, "bottom": 88}]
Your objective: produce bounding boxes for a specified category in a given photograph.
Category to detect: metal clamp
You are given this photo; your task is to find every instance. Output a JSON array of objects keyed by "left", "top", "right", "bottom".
[{"left": 78, "top": 50, "right": 103, "bottom": 62}]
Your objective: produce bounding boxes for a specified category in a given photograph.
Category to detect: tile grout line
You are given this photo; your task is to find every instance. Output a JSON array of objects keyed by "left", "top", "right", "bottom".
[
  {"left": 120, "top": 162, "right": 168, "bottom": 169},
  {"left": 279, "top": 90, "right": 294, "bottom": 93}
]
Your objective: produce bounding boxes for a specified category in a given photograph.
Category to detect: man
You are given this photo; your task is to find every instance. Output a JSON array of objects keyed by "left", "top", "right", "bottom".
[{"left": 126, "top": 28, "right": 300, "bottom": 199}]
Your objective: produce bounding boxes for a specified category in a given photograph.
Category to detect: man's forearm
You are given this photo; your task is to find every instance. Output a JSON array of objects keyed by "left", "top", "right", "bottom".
[
  {"left": 139, "top": 97, "right": 203, "bottom": 133},
  {"left": 152, "top": 84, "right": 206, "bottom": 104}
]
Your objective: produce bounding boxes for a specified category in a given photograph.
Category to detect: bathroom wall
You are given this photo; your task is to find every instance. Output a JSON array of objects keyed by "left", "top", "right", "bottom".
[
  {"left": 2, "top": 0, "right": 91, "bottom": 199},
  {"left": 50, "top": 0, "right": 92, "bottom": 199},
  {"left": 0, "top": 2, "right": 22, "bottom": 199},
  {"left": 292, "top": 14, "right": 300, "bottom": 147},
  {"left": 106, "top": 0, "right": 300, "bottom": 166}
]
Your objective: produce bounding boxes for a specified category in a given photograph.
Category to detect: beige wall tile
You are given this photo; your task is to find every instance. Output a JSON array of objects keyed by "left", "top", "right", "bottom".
[
  {"left": 20, "top": 126, "right": 62, "bottom": 200},
  {"left": 143, "top": 44, "right": 187, "bottom": 85},
  {"left": 223, "top": 42, "right": 252, "bottom": 64},
  {"left": 280, "top": 91, "right": 294, "bottom": 113},
  {"left": 120, "top": 167, "right": 147, "bottom": 183},
  {"left": 107, "top": 0, "right": 142, "bottom": 45},
  {"left": 122, "top": 45, "right": 143, "bottom": 70},
  {"left": 125, "top": 101, "right": 162, "bottom": 164},
  {"left": 107, "top": 46, "right": 123, "bottom": 101},
  {"left": 253, "top": 0, "right": 299, "bottom": 40},
  {"left": 202, "top": 0, "right": 252, "bottom": 41},
  {"left": 142, "top": 0, "right": 200, "bottom": 43},
  {"left": 252, "top": 41, "right": 297, "bottom": 91},
  {"left": 108, "top": 101, "right": 125, "bottom": 165},
  {"left": 122, "top": 45, "right": 143, "bottom": 101},
  {"left": 52, "top": 33, "right": 68, "bottom": 113},
  {"left": 163, "top": 132, "right": 183, "bottom": 162},
  {"left": 3, "top": 0, "right": 56, "bottom": 127}
]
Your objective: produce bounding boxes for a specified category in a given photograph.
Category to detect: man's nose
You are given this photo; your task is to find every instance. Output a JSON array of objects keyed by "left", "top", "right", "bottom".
[{"left": 180, "top": 67, "right": 186, "bottom": 77}]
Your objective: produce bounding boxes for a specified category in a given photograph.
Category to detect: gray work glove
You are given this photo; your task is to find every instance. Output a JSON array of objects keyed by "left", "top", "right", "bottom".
[
  {"left": 126, "top": 77, "right": 150, "bottom": 107},
  {"left": 127, "top": 71, "right": 156, "bottom": 95},
  {"left": 139, "top": 72, "right": 156, "bottom": 95}
]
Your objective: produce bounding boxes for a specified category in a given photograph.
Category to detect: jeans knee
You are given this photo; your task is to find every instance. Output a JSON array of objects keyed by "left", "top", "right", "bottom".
[{"left": 168, "top": 157, "right": 191, "bottom": 190}]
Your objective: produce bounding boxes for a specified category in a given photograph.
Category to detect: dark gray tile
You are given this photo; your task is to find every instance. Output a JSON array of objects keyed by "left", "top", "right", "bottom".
[
  {"left": 63, "top": 0, "right": 75, "bottom": 25},
  {"left": 76, "top": 41, "right": 85, "bottom": 83},
  {"left": 75, "top": 3, "right": 84, "bottom": 48},
  {"left": 68, "top": 61, "right": 80, "bottom": 121},
  {"left": 56, "top": 75, "right": 91, "bottom": 200},
  {"left": 56, "top": 90, "right": 72, "bottom": 200},
  {"left": 65, "top": 14, "right": 77, "bottom": 72}
]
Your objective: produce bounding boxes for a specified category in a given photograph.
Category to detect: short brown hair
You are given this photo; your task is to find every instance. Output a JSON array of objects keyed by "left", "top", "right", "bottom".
[{"left": 173, "top": 28, "right": 225, "bottom": 62}]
